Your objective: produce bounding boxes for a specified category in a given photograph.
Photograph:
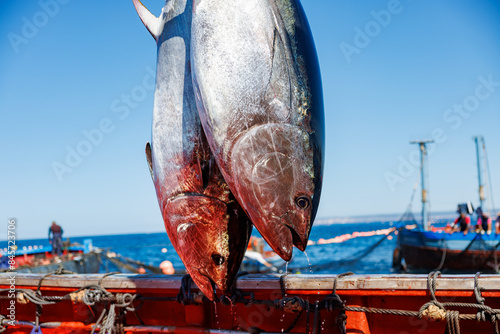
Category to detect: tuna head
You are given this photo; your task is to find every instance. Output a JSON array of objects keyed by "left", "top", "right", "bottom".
[
  {"left": 164, "top": 194, "right": 248, "bottom": 300},
  {"left": 230, "top": 123, "right": 315, "bottom": 261}
]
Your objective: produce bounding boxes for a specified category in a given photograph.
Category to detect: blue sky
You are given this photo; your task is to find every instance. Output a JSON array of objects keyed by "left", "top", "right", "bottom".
[{"left": 1, "top": 0, "right": 499, "bottom": 239}]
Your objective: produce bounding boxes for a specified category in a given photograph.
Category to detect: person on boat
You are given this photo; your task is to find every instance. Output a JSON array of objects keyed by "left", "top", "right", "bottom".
[
  {"left": 453, "top": 212, "right": 470, "bottom": 234},
  {"left": 477, "top": 211, "right": 492, "bottom": 234},
  {"left": 48, "top": 221, "right": 64, "bottom": 256},
  {"left": 496, "top": 212, "right": 500, "bottom": 234}
]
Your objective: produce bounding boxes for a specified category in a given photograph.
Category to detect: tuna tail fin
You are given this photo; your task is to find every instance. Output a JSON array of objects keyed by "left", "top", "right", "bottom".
[
  {"left": 132, "top": 0, "right": 161, "bottom": 41},
  {"left": 145, "top": 142, "right": 154, "bottom": 180}
]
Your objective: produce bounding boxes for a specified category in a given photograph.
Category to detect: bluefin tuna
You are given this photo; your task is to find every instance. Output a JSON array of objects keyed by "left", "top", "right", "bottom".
[
  {"left": 191, "top": 0, "right": 324, "bottom": 261},
  {"left": 133, "top": 0, "right": 252, "bottom": 300}
]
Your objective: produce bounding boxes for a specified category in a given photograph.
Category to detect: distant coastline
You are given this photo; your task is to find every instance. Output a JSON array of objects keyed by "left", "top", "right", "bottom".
[
  {"left": 315, "top": 209, "right": 499, "bottom": 225},
  {"left": 316, "top": 211, "right": 456, "bottom": 225}
]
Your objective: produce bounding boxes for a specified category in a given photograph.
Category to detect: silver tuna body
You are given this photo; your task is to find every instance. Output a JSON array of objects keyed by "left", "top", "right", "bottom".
[
  {"left": 191, "top": 0, "right": 325, "bottom": 261},
  {"left": 133, "top": 0, "right": 251, "bottom": 300}
]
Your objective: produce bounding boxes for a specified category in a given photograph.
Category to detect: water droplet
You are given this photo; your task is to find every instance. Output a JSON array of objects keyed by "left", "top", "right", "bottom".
[
  {"left": 304, "top": 251, "right": 314, "bottom": 274},
  {"left": 213, "top": 301, "right": 220, "bottom": 329}
]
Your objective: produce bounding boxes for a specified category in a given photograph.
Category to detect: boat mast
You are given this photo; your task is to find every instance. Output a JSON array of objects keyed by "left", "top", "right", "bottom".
[
  {"left": 410, "top": 140, "right": 434, "bottom": 230},
  {"left": 473, "top": 136, "right": 486, "bottom": 211}
]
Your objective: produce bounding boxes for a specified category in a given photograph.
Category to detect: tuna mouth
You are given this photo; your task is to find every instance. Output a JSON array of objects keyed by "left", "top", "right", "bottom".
[
  {"left": 262, "top": 222, "right": 293, "bottom": 261},
  {"left": 191, "top": 272, "right": 217, "bottom": 301},
  {"left": 290, "top": 226, "right": 307, "bottom": 252},
  {"left": 280, "top": 212, "right": 309, "bottom": 252}
]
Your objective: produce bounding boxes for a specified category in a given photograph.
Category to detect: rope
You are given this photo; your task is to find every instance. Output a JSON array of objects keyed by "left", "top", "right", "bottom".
[
  {"left": 31, "top": 267, "right": 75, "bottom": 333},
  {"left": 324, "top": 273, "right": 353, "bottom": 334},
  {"left": 475, "top": 272, "right": 486, "bottom": 322},
  {"left": 347, "top": 305, "right": 419, "bottom": 317},
  {"left": 115, "top": 293, "right": 137, "bottom": 311},
  {"left": 176, "top": 275, "right": 203, "bottom": 305},
  {"left": 312, "top": 300, "right": 320, "bottom": 334},
  {"left": 15, "top": 290, "right": 55, "bottom": 306},
  {"left": 333, "top": 272, "right": 354, "bottom": 295},
  {"left": 226, "top": 288, "right": 254, "bottom": 307},
  {"left": 305, "top": 300, "right": 310, "bottom": 334},
  {"left": 98, "top": 272, "right": 119, "bottom": 285},
  {"left": 446, "top": 310, "right": 461, "bottom": 334},
  {"left": 82, "top": 285, "right": 114, "bottom": 306},
  {"left": 282, "top": 308, "right": 304, "bottom": 333},
  {"left": 427, "top": 271, "right": 441, "bottom": 303},
  {"left": 91, "top": 309, "right": 107, "bottom": 334},
  {"left": 36, "top": 267, "right": 75, "bottom": 293},
  {"left": 83, "top": 274, "right": 131, "bottom": 334},
  {"left": 434, "top": 239, "right": 447, "bottom": 271},
  {"left": 100, "top": 304, "right": 117, "bottom": 334},
  {"left": 494, "top": 314, "right": 500, "bottom": 334}
]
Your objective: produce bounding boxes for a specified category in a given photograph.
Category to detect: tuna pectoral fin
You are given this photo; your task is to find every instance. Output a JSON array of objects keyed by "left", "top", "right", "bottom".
[
  {"left": 145, "top": 142, "right": 153, "bottom": 180},
  {"left": 132, "top": 0, "right": 160, "bottom": 41},
  {"left": 267, "top": 28, "right": 292, "bottom": 116}
]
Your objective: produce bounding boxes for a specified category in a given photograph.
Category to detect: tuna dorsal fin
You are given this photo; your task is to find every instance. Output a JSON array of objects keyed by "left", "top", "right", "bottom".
[
  {"left": 145, "top": 142, "right": 154, "bottom": 180},
  {"left": 132, "top": 0, "right": 161, "bottom": 41}
]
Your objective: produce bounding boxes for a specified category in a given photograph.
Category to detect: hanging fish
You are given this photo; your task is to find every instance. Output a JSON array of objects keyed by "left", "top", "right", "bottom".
[
  {"left": 191, "top": 0, "right": 324, "bottom": 261},
  {"left": 133, "top": 0, "right": 252, "bottom": 300}
]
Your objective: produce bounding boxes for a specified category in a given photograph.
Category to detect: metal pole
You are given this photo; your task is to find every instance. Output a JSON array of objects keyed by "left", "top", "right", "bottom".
[
  {"left": 410, "top": 140, "right": 434, "bottom": 230},
  {"left": 473, "top": 136, "right": 485, "bottom": 210},
  {"left": 420, "top": 143, "right": 428, "bottom": 230}
]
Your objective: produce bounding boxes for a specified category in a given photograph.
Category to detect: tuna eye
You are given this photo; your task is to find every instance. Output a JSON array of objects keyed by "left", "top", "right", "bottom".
[
  {"left": 295, "top": 196, "right": 310, "bottom": 209},
  {"left": 211, "top": 254, "right": 225, "bottom": 266}
]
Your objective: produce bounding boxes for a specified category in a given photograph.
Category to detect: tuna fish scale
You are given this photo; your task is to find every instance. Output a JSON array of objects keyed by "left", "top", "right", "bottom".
[
  {"left": 191, "top": 0, "right": 324, "bottom": 261},
  {"left": 133, "top": 0, "right": 252, "bottom": 301}
]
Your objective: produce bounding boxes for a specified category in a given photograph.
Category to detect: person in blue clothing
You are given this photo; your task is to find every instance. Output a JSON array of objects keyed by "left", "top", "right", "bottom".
[{"left": 48, "top": 221, "right": 64, "bottom": 256}]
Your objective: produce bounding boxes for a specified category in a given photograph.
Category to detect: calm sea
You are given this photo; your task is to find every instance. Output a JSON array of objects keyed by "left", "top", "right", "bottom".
[{"left": 1, "top": 220, "right": 430, "bottom": 275}]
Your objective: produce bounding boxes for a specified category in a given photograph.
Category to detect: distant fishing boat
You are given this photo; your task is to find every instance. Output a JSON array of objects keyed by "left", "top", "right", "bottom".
[
  {"left": 0, "top": 239, "right": 101, "bottom": 274},
  {"left": 394, "top": 138, "right": 500, "bottom": 273},
  {"left": 0, "top": 239, "right": 166, "bottom": 275}
]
